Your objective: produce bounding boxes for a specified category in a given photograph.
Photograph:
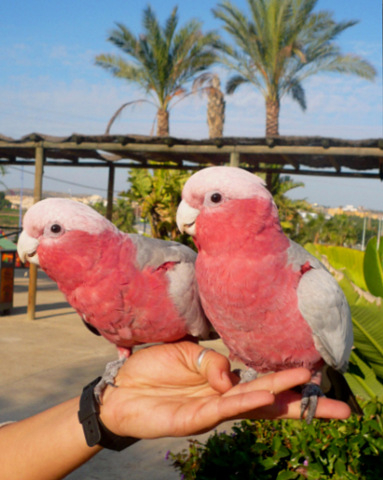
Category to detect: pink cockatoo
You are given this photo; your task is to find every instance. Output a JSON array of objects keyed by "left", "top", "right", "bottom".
[
  {"left": 177, "top": 166, "right": 360, "bottom": 422},
  {"left": 17, "top": 198, "right": 211, "bottom": 399}
]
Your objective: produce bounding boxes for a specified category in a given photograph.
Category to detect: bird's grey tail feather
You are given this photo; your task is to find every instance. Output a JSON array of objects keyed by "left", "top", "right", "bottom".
[{"left": 322, "top": 365, "right": 363, "bottom": 415}]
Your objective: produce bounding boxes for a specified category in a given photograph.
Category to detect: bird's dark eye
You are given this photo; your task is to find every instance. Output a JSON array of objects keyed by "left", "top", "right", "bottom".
[
  {"left": 50, "top": 224, "right": 61, "bottom": 234},
  {"left": 210, "top": 193, "right": 222, "bottom": 203}
]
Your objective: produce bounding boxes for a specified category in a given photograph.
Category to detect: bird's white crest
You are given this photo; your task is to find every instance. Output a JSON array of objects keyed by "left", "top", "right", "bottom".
[
  {"left": 182, "top": 166, "right": 271, "bottom": 203},
  {"left": 22, "top": 198, "right": 116, "bottom": 236}
]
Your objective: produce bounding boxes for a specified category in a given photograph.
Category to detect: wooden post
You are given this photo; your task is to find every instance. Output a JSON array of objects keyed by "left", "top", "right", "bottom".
[
  {"left": 106, "top": 164, "right": 115, "bottom": 221},
  {"left": 230, "top": 151, "right": 240, "bottom": 167},
  {"left": 27, "top": 145, "right": 44, "bottom": 321}
]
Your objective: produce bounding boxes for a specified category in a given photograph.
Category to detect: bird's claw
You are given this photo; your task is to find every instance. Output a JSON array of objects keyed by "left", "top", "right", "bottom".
[
  {"left": 300, "top": 382, "right": 324, "bottom": 424},
  {"left": 235, "top": 367, "right": 258, "bottom": 384},
  {"left": 94, "top": 358, "right": 127, "bottom": 404}
]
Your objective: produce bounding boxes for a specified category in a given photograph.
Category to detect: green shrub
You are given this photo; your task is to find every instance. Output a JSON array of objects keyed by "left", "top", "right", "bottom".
[{"left": 170, "top": 400, "right": 383, "bottom": 479}]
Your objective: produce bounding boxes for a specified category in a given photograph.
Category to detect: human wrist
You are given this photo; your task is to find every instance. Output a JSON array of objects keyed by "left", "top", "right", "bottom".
[{"left": 78, "top": 377, "right": 139, "bottom": 451}]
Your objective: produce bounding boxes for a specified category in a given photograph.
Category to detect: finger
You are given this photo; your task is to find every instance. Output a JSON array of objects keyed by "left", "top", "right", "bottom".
[
  {"left": 244, "top": 391, "right": 352, "bottom": 420},
  {"left": 312, "top": 397, "right": 351, "bottom": 419},
  {"left": 226, "top": 368, "right": 312, "bottom": 397},
  {"left": 278, "top": 395, "right": 351, "bottom": 420},
  {"left": 196, "top": 347, "right": 233, "bottom": 393},
  {"left": 189, "top": 390, "right": 276, "bottom": 434}
]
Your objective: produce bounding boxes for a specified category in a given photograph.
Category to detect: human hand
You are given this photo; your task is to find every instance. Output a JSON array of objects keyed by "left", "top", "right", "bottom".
[{"left": 100, "top": 342, "right": 351, "bottom": 439}]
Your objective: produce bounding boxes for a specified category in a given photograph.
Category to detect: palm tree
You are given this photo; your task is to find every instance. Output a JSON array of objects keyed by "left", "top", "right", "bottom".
[
  {"left": 213, "top": 0, "right": 376, "bottom": 136},
  {"left": 95, "top": 5, "right": 220, "bottom": 136}
]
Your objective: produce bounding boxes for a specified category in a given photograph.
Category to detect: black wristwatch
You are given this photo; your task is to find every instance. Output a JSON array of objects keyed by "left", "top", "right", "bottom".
[{"left": 78, "top": 377, "right": 139, "bottom": 451}]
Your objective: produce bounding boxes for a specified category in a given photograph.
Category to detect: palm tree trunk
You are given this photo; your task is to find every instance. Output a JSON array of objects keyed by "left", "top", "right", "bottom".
[
  {"left": 265, "top": 98, "right": 280, "bottom": 137},
  {"left": 207, "top": 76, "right": 225, "bottom": 138},
  {"left": 265, "top": 97, "right": 280, "bottom": 191},
  {"left": 157, "top": 108, "right": 169, "bottom": 136}
]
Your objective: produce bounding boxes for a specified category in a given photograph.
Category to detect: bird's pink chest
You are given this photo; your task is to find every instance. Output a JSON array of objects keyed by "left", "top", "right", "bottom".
[
  {"left": 196, "top": 251, "right": 321, "bottom": 372},
  {"left": 65, "top": 262, "right": 187, "bottom": 348}
]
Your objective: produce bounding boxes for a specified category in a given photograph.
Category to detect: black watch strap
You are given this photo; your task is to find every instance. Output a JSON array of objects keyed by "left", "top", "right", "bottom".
[{"left": 78, "top": 377, "right": 139, "bottom": 451}]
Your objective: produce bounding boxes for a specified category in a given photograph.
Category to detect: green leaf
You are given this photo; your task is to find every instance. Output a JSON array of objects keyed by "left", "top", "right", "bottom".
[
  {"left": 334, "top": 457, "right": 346, "bottom": 475},
  {"left": 337, "top": 273, "right": 383, "bottom": 381},
  {"left": 304, "top": 243, "right": 367, "bottom": 290},
  {"left": 259, "top": 456, "right": 279, "bottom": 470},
  {"left": 307, "top": 461, "right": 324, "bottom": 479},
  {"left": 276, "top": 470, "right": 299, "bottom": 480},
  {"left": 363, "top": 236, "right": 383, "bottom": 297},
  {"left": 346, "top": 350, "right": 383, "bottom": 400}
]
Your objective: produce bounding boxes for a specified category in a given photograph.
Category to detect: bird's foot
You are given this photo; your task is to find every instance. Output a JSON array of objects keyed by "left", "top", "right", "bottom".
[
  {"left": 94, "top": 357, "right": 127, "bottom": 404},
  {"left": 236, "top": 367, "right": 258, "bottom": 384},
  {"left": 300, "top": 382, "right": 324, "bottom": 424}
]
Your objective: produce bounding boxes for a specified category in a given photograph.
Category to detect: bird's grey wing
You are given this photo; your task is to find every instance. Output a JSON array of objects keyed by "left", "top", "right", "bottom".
[
  {"left": 129, "top": 234, "right": 197, "bottom": 269},
  {"left": 287, "top": 240, "right": 353, "bottom": 372},
  {"left": 129, "top": 234, "right": 210, "bottom": 339}
]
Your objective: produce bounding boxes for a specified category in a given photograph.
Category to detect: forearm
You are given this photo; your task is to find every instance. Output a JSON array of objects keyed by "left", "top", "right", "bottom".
[{"left": 0, "top": 397, "right": 102, "bottom": 480}]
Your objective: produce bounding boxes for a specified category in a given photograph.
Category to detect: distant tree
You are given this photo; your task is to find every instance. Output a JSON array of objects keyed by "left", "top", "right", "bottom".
[
  {"left": 294, "top": 211, "right": 325, "bottom": 244},
  {"left": 325, "top": 214, "right": 359, "bottom": 246},
  {"left": 213, "top": 0, "right": 377, "bottom": 136},
  {"left": 123, "top": 165, "right": 192, "bottom": 242},
  {"left": 295, "top": 212, "right": 361, "bottom": 247},
  {"left": 270, "top": 175, "right": 311, "bottom": 237},
  {"left": 0, "top": 192, "right": 11, "bottom": 210},
  {"left": 95, "top": 5, "right": 221, "bottom": 136},
  {"left": 92, "top": 198, "right": 137, "bottom": 233}
]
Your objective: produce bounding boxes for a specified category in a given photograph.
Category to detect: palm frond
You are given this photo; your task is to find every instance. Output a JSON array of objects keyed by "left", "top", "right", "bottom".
[
  {"left": 107, "top": 23, "right": 139, "bottom": 58},
  {"left": 319, "top": 54, "right": 377, "bottom": 79},
  {"left": 164, "top": 6, "right": 178, "bottom": 43},
  {"left": 288, "top": 79, "right": 307, "bottom": 110},
  {"left": 95, "top": 54, "right": 143, "bottom": 82},
  {"left": 104, "top": 99, "right": 152, "bottom": 134},
  {"left": 226, "top": 74, "right": 250, "bottom": 94}
]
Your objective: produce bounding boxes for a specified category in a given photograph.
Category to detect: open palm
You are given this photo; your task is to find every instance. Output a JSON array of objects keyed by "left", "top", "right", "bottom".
[{"left": 100, "top": 342, "right": 351, "bottom": 439}]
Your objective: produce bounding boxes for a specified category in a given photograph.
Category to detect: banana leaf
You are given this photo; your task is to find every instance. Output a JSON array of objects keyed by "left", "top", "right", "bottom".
[
  {"left": 363, "top": 236, "right": 383, "bottom": 297},
  {"left": 304, "top": 243, "right": 367, "bottom": 290},
  {"left": 337, "top": 273, "right": 383, "bottom": 383},
  {"left": 346, "top": 349, "right": 383, "bottom": 400}
]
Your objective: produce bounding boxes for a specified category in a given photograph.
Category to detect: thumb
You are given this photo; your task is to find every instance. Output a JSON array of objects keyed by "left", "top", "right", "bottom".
[{"left": 197, "top": 348, "right": 233, "bottom": 393}]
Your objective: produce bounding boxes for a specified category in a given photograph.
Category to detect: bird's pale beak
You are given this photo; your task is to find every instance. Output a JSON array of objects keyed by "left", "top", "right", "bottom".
[
  {"left": 17, "top": 230, "right": 40, "bottom": 266},
  {"left": 176, "top": 200, "right": 200, "bottom": 236}
]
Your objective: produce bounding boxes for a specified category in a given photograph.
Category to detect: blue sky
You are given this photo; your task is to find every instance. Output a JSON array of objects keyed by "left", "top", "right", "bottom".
[{"left": 1, "top": 0, "right": 382, "bottom": 209}]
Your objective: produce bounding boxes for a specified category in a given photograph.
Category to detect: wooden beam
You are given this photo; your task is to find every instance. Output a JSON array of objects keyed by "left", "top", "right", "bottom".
[
  {"left": 248, "top": 168, "right": 381, "bottom": 179},
  {"left": 36, "top": 142, "right": 383, "bottom": 158},
  {"left": 0, "top": 139, "right": 382, "bottom": 158},
  {"left": 27, "top": 145, "right": 44, "bottom": 321}
]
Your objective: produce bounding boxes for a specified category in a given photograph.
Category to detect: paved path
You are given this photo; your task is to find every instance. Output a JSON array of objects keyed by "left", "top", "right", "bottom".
[{"left": 0, "top": 269, "right": 240, "bottom": 479}]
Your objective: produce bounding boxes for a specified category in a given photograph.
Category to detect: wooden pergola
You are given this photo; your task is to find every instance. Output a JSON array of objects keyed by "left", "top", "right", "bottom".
[{"left": 1, "top": 133, "right": 382, "bottom": 319}]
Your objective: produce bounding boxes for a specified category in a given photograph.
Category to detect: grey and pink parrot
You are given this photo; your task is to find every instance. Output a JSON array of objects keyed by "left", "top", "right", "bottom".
[
  {"left": 176, "top": 166, "right": 361, "bottom": 422},
  {"left": 17, "top": 198, "right": 211, "bottom": 399}
]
